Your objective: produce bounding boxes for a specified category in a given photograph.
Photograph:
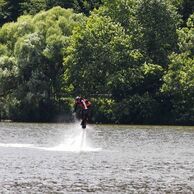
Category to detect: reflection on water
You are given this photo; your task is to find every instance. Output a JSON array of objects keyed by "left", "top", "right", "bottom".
[{"left": 0, "top": 123, "right": 194, "bottom": 193}]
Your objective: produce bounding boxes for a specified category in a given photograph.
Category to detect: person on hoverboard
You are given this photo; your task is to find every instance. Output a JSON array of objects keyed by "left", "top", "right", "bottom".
[{"left": 73, "top": 96, "right": 92, "bottom": 128}]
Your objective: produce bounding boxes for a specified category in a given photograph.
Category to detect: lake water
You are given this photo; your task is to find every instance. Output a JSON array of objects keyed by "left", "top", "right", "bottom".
[{"left": 0, "top": 122, "right": 194, "bottom": 193}]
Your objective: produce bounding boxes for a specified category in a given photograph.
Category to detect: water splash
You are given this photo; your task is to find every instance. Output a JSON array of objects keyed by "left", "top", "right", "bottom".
[
  {"left": 42, "top": 125, "right": 101, "bottom": 152},
  {"left": 0, "top": 123, "right": 101, "bottom": 152}
]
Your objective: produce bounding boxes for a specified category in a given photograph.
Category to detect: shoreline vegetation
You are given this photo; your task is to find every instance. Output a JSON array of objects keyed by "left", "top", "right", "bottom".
[{"left": 0, "top": 0, "right": 194, "bottom": 125}]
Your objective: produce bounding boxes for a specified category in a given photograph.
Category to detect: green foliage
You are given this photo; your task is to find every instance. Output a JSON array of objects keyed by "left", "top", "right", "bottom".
[
  {"left": 72, "top": 0, "right": 102, "bottom": 15},
  {"left": 0, "top": 55, "right": 17, "bottom": 119},
  {"left": 0, "top": 43, "right": 7, "bottom": 55},
  {"left": 98, "top": 0, "right": 143, "bottom": 50},
  {"left": 0, "top": 0, "right": 102, "bottom": 26},
  {"left": 162, "top": 54, "right": 194, "bottom": 92},
  {"left": 162, "top": 13, "right": 194, "bottom": 94},
  {"left": 0, "top": 7, "right": 85, "bottom": 121},
  {"left": 20, "top": 0, "right": 47, "bottom": 15},
  {"left": 45, "top": 0, "right": 102, "bottom": 15},
  {"left": 98, "top": 0, "right": 180, "bottom": 67},
  {"left": 0, "top": 55, "right": 17, "bottom": 95},
  {"left": 178, "top": 13, "right": 194, "bottom": 54},
  {"left": 90, "top": 93, "right": 160, "bottom": 124},
  {"left": 0, "top": 0, "right": 21, "bottom": 25},
  {"left": 165, "top": 0, "right": 194, "bottom": 25},
  {"left": 0, "top": 0, "right": 7, "bottom": 25},
  {"left": 180, "top": 0, "right": 194, "bottom": 23},
  {"left": 137, "top": 0, "right": 180, "bottom": 66},
  {"left": 0, "top": 0, "right": 193, "bottom": 124},
  {"left": 101, "top": 0, "right": 138, "bottom": 30},
  {"left": 45, "top": 0, "right": 72, "bottom": 9},
  {"left": 0, "top": 15, "right": 34, "bottom": 53},
  {"left": 91, "top": 98, "right": 115, "bottom": 123},
  {"left": 162, "top": 13, "right": 194, "bottom": 124},
  {"left": 112, "top": 93, "right": 160, "bottom": 124},
  {"left": 64, "top": 13, "right": 144, "bottom": 97},
  {"left": 108, "top": 67, "right": 144, "bottom": 99},
  {"left": 141, "top": 63, "right": 164, "bottom": 94}
]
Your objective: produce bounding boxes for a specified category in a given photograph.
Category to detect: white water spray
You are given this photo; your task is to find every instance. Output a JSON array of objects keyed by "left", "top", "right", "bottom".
[
  {"left": 0, "top": 143, "right": 34, "bottom": 148},
  {"left": 43, "top": 123, "right": 101, "bottom": 152},
  {"left": 0, "top": 122, "right": 101, "bottom": 152}
]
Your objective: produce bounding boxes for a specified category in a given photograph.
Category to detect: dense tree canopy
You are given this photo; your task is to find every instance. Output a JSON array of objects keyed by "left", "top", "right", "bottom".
[
  {"left": 0, "top": 0, "right": 21, "bottom": 25},
  {"left": 137, "top": 0, "right": 180, "bottom": 66},
  {"left": 0, "top": 0, "right": 194, "bottom": 124},
  {"left": 162, "top": 13, "right": 194, "bottom": 124},
  {"left": 64, "top": 14, "right": 143, "bottom": 97},
  {"left": 0, "top": 0, "right": 102, "bottom": 26},
  {"left": 0, "top": 7, "right": 85, "bottom": 121}
]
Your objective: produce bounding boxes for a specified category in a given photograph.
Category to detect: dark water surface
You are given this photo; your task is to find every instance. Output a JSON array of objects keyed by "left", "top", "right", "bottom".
[{"left": 0, "top": 123, "right": 194, "bottom": 193}]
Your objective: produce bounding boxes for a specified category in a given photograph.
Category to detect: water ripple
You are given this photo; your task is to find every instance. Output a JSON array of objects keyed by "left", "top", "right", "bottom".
[{"left": 0, "top": 123, "right": 194, "bottom": 193}]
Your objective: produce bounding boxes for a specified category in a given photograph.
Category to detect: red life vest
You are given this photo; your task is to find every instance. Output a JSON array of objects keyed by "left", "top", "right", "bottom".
[{"left": 76, "top": 98, "right": 91, "bottom": 110}]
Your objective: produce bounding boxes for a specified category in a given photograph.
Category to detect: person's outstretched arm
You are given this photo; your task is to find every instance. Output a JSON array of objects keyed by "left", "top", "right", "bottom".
[{"left": 81, "top": 99, "right": 87, "bottom": 110}]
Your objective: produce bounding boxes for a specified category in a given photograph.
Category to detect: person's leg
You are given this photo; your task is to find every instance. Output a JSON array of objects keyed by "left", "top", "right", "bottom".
[{"left": 81, "top": 109, "right": 88, "bottom": 128}]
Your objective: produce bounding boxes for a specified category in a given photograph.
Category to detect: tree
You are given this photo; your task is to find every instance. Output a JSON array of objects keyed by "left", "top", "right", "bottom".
[
  {"left": 162, "top": 13, "right": 194, "bottom": 124},
  {"left": 21, "top": 0, "right": 103, "bottom": 16},
  {"left": 0, "top": 0, "right": 6, "bottom": 25},
  {"left": 0, "top": 7, "right": 85, "bottom": 121},
  {"left": 64, "top": 13, "right": 144, "bottom": 97},
  {"left": 97, "top": 0, "right": 143, "bottom": 50},
  {"left": 73, "top": 0, "right": 102, "bottom": 15},
  {"left": 166, "top": 0, "right": 194, "bottom": 25},
  {"left": 0, "top": 0, "right": 21, "bottom": 25},
  {"left": 101, "top": 0, "right": 138, "bottom": 30},
  {"left": 19, "top": 0, "right": 46, "bottom": 15},
  {"left": 98, "top": 0, "right": 180, "bottom": 66},
  {"left": 0, "top": 15, "right": 34, "bottom": 54},
  {"left": 180, "top": 0, "right": 194, "bottom": 23},
  {"left": 137, "top": 0, "right": 180, "bottom": 66},
  {"left": 0, "top": 0, "right": 102, "bottom": 26}
]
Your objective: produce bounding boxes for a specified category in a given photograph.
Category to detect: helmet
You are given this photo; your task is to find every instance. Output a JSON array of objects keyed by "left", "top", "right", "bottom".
[{"left": 75, "top": 96, "right": 81, "bottom": 101}]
